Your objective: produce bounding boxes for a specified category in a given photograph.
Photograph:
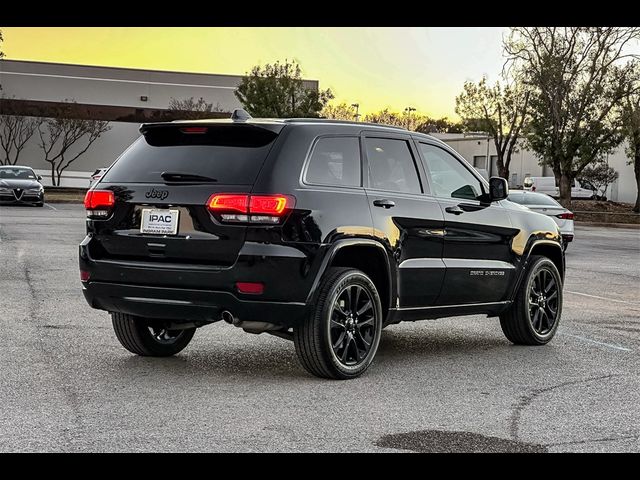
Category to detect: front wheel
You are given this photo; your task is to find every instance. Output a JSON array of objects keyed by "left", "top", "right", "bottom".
[
  {"left": 500, "top": 256, "right": 563, "bottom": 345},
  {"left": 111, "top": 312, "right": 196, "bottom": 356},
  {"left": 294, "top": 268, "right": 383, "bottom": 379}
]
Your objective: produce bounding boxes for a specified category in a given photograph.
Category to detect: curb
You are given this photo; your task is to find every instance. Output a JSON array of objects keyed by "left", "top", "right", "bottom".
[{"left": 575, "top": 221, "right": 640, "bottom": 229}]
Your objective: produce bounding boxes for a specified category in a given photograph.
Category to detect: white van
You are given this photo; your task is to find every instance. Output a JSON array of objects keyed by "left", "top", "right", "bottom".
[{"left": 522, "top": 176, "right": 594, "bottom": 199}]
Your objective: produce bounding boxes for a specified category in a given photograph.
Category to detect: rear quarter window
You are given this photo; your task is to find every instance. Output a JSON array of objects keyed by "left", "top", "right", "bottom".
[
  {"left": 304, "top": 137, "right": 361, "bottom": 187},
  {"left": 102, "top": 124, "right": 279, "bottom": 185}
]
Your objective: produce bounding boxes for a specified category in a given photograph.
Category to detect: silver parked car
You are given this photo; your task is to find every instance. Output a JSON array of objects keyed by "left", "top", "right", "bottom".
[
  {"left": 507, "top": 190, "right": 575, "bottom": 251},
  {"left": 89, "top": 168, "right": 109, "bottom": 188}
]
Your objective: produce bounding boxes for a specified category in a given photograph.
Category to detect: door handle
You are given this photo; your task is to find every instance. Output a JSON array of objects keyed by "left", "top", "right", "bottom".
[
  {"left": 373, "top": 199, "right": 396, "bottom": 209},
  {"left": 445, "top": 205, "right": 464, "bottom": 215}
]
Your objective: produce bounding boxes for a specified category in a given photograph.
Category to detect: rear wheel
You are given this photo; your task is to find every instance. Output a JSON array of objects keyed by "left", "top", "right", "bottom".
[
  {"left": 500, "top": 256, "right": 562, "bottom": 345},
  {"left": 111, "top": 312, "right": 196, "bottom": 356},
  {"left": 294, "top": 268, "right": 383, "bottom": 379}
]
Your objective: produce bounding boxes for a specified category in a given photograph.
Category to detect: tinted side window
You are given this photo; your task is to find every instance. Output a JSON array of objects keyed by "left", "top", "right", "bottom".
[
  {"left": 365, "top": 138, "right": 421, "bottom": 194},
  {"left": 305, "top": 137, "right": 361, "bottom": 187},
  {"left": 419, "top": 143, "right": 484, "bottom": 201}
]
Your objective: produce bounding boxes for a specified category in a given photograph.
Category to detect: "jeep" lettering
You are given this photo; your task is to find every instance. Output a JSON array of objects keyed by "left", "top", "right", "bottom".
[{"left": 145, "top": 188, "right": 169, "bottom": 200}]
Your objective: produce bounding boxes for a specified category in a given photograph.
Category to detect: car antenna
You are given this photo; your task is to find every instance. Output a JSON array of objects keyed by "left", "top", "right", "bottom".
[{"left": 231, "top": 109, "right": 252, "bottom": 122}]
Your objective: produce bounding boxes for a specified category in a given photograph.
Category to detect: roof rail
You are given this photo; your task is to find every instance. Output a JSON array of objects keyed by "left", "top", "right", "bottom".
[{"left": 231, "top": 109, "right": 252, "bottom": 122}]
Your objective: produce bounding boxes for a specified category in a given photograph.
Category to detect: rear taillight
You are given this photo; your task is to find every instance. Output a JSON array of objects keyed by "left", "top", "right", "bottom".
[
  {"left": 206, "top": 193, "right": 295, "bottom": 224},
  {"left": 556, "top": 212, "right": 574, "bottom": 220},
  {"left": 84, "top": 189, "right": 115, "bottom": 218}
]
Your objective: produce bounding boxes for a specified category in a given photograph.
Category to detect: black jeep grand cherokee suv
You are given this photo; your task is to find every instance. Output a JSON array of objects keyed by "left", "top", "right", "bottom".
[{"left": 80, "top": 111, "right": 564, "bottom": 379}]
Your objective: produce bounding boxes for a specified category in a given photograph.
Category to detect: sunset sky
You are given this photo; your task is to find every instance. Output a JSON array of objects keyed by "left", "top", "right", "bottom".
[{"left": 1, "top": 27, "right": 510, "bottom": 118}]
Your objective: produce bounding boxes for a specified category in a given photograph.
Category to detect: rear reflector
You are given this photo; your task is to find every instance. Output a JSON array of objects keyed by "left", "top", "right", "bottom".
[
  {"left": 556, "top": 212, "right": 574, "bottom": 220},
  {"left": 84, "top": 190, "right": 115, "bottom": 209},
  {"left": 236, "top": 282, "right": 264, "bottom": 295},
  {"left": 80, "top": 270, "right": 91, "bottom": 282}
]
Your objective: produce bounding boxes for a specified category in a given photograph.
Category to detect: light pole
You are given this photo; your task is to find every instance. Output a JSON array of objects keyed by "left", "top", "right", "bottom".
[
  {"left": 351, "top": 103, "right": 360, "bottom": 122},
  {"left": 404, "top": 106, "right": 416, "bottom": 129}
]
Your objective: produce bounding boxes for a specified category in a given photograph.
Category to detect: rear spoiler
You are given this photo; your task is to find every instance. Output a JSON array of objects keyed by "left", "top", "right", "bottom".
[{"left": 140, "top": 109, "right": 283, "bottom": 135}]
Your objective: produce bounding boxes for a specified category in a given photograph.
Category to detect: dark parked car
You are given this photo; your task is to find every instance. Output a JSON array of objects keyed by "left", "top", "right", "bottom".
[
  {"left": 0, "top": 166, "right": 45, "bottom": 207},
  {"left": 80, "top": 110, "right": 565, "bottom": 379}
]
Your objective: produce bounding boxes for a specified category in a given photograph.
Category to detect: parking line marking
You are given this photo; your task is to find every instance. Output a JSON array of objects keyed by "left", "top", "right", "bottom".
[
  {"left": 560, "top": 332, "right": 633, "bottom": 352},
  {"left": 566, "top": 290, "right": 640, "bottom": 306},
  {"left": 44, "top": 203, "right": 58, "bottom": 211}
]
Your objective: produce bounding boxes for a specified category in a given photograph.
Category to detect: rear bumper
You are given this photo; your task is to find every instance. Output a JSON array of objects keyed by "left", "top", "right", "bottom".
[
  {"left": 79, "top": 234, "right": 315, "bottom": 327},
  {"left": 82, "top": 281, "right": 307, "bottom": 327}
]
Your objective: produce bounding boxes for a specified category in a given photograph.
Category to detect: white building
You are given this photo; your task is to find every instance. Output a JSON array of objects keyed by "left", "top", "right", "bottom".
[
  {"left": 434, "top": 133, "right": 637, "bottom": 204},
  {"left": 0, "top": 59, "right": 318, "bottom": 187}
]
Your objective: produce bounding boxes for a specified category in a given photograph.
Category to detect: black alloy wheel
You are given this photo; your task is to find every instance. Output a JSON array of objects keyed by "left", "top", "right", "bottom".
[
  {"left": 329, "top": 284, "right": 376, "bottom": 366},
  {"left": 499, "top": 255, "right": 563, "bottom": 345},
  {"left": 528, "top": 267, "right": 559, "bottom": 335},
  {"left": 294, "top": 267, "right": 383, "bottom": 379}
]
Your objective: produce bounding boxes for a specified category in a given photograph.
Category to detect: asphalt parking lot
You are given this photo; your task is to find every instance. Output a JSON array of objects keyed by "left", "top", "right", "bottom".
[{"left": 0, "top": 203, "right": 639, "bottom": 452}]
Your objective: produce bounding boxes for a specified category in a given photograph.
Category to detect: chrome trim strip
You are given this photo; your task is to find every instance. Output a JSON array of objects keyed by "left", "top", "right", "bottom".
[
  {"left": 443, "top": 259, "right": 515, "bottom": 270},
  {"left": 391, "top": 301, "right": 510, "bottom": 311},
  {"left": 398, "top": 258, "right": 514, "bottom": 270},
  {"left": 399, "top": 258, "right": 446, "bottom": 269}
]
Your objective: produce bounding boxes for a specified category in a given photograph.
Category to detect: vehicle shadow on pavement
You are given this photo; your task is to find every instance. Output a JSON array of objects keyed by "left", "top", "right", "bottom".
[{"left": 106, "top": 326, "right": 514, "bottom": 382}]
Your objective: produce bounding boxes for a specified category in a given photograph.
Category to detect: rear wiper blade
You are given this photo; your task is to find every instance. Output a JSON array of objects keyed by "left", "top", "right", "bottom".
[{"left": 160, "top": 171, "right": 218, "bottom": 183}]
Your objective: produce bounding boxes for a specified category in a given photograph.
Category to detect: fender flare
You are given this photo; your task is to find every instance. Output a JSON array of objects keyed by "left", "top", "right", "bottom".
[{"left": 305, "top": 238, "right": 394, "bottom": 308}]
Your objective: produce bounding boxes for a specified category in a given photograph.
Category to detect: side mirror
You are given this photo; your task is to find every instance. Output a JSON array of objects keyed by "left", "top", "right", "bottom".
[
  {"left": 37, "top": 175, "right": 43, "bottom": 181},
  {"left": 489, "top": 176, "right": 508, "bottom": 201}
]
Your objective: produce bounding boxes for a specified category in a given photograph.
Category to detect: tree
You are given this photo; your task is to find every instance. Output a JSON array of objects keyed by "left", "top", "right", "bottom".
[
  {"left": 415, "top": 117, "right": 463, "bottom": 134},
  {"left": 0, "top": 99, "right": 42, "bottom": 165},
  {"left": 455, "top": 77, "right": 529, "bottom": 180},
  {"left": 168, "top": 97, "right": 224, "bottom": 120},
  {"left": 321, "top": 102, "right": 358, "bottom": 121},
  {"left": 504, "top": 27, "right": 640, "bottom": 207},
  {"left": 37, "top": 102, "right": 111, "bottom": 186},
  {"left": 622, "top": 63, "right": 640, "bottom": 212},
  {"left": 363, "top": 109, "right": 406, "bottom": 128},
  {"left": 235, "top": 60, "right": 333, "bottom": 118},
  {"left": 577, "top": 163, "right": 619, "bottom": 200}
]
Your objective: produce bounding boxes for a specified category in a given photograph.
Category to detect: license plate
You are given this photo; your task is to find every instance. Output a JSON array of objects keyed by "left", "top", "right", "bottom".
[{"left": 140, "top": 209, "right": 179, "bottom": 235}]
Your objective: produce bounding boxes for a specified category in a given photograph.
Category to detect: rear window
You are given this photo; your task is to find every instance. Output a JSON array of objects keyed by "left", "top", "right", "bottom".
[{"left": 102, "top": 125, "right": 279, "bottom": 184}]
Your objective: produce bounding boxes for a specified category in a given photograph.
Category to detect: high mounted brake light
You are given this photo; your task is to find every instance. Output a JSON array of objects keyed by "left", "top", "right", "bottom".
[
  {"left": 180, "top": 127, "right": 208, "bottom": 134},
  {"left": 206, "top": 194, "right": 295, "bottom": 224}
]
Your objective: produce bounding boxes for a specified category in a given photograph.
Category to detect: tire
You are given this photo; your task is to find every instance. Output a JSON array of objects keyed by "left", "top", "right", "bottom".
[
  {"left": 294, "top": 267, "right": 383, "bottom": 380},
  {"left": 111, "top": 312, "right": 196, "bottom": 356},
  {"left": 500, "top": 256, "right": 563, "bottom": 345}
]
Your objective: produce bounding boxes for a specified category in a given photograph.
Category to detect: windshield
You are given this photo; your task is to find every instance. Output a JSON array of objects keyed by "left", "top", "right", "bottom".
[{"left": 0, "top": 167, "right": 36, "bottom": 180}]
